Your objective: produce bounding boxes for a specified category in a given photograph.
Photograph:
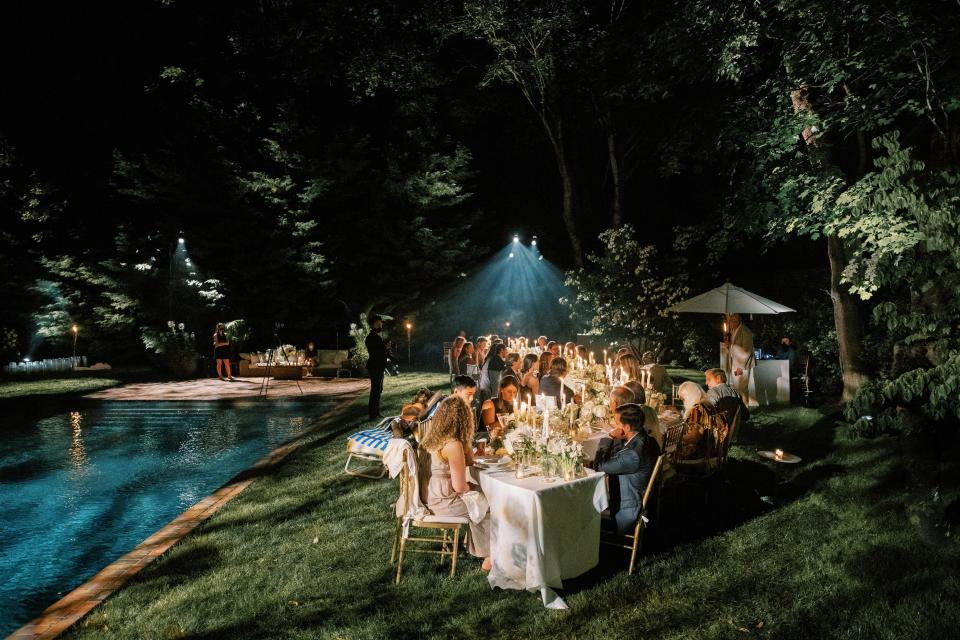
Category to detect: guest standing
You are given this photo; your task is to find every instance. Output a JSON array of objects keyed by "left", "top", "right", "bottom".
[
  {"left": 365, "top": 316, "right": 389, "bottom": 420},
  {"left": 213, "top": 323, "right": 233, "bottom": 381},
  {"left": 458, "top": 342, "right": 477, "bottom": 377},
  {"left": 723, "top": 313, "right": 755, "bottom": 404},
  {"left": 449, "top": 336, "right": 466, "bottom": 377}
]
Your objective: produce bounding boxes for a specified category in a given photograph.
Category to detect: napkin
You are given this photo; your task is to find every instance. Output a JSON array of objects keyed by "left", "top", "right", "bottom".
[{"left": 460, "top": 490, "right": 489, "bottom": 523}]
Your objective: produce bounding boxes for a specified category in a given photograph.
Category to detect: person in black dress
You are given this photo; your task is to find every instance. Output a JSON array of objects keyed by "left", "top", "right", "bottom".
[
  {"left": 365, "top": 316, "right": 389, "bottom": 419},
  {"left": 213, "top": 323, "right": 234, "bottom": 380}
]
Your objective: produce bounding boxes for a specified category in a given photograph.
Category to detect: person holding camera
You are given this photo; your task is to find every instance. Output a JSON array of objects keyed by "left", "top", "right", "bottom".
[{"left": 365, "top": 316, "right": 390, "bottom": 420}]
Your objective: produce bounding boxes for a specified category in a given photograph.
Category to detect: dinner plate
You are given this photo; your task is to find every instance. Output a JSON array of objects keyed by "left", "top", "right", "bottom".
[
  {"left": 757, "top": 450, "right": 802, "bottom": 464},
  {"left": 475, "top": 456, "right": 511, "bottom": 467}
]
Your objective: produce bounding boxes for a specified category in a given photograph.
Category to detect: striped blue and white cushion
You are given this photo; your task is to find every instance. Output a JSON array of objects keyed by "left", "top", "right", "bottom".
[{"left": 346, "top": 426, "right": 392, "bottom": 457}]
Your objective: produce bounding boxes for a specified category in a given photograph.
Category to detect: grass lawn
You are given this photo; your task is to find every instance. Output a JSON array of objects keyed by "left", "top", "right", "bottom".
[
  {"left": 0, "top": 376, "right": 122, "bottom": 400},
  {"left": 61, "top": 371, "right": 960, "bottom": 639}
]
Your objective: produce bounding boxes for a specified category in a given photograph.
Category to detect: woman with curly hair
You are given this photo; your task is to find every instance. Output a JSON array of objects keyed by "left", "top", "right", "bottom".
[{"left": 419, "top": 395, "right": 491, "bottom": 570}]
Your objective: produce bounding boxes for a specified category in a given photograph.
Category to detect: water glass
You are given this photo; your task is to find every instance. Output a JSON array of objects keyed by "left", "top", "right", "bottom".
[{"left": 542, "top": 456, "right": 557, "bottom": 483}]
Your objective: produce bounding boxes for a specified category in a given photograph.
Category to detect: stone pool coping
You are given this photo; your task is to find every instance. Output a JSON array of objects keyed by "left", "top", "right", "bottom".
[{"left": 6, "top": 397, "right": 359, "bottom": 640}]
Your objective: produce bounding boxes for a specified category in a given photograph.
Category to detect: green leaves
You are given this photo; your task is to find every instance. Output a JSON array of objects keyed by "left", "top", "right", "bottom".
[{"left": 563, "top": 224, "right": 689, "bottom": 352}]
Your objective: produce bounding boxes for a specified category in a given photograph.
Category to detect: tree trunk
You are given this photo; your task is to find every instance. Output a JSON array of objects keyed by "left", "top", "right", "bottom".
[
  {"left": 827, "top": 235, "right": 870, "bottom": 401},
  {"left": 792, "top": 82, "right": 871, "bottom": 399},
  {"left": 606, "top": 113, "right": 623, "bottom": 228},
  {"left": 546, "top": 115, "right": 584, "bottom": 266}
]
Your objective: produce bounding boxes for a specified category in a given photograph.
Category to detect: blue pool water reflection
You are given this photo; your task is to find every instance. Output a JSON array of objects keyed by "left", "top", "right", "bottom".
[{"left": 0, "top": 400, "right": 329, "bottom": 635}]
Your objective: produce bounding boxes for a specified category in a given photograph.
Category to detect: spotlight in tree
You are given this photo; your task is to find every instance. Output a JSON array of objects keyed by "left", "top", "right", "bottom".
[
  {"left": 178, "top": 237, "right": 185, "bottom": 244},
  {"left": 513, "top": 234, "right": 519, "bottom": 243},
  {"left": 538, "top": 255, "right": 544, "bottom": 261}
]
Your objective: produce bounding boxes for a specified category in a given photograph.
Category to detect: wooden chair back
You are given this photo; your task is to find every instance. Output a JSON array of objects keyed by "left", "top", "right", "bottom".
[{"left": 663, "top": 421, "right": 685, "bottom": 460}]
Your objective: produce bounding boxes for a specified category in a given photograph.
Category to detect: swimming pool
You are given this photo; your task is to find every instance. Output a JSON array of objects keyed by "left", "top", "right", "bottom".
[{"left": 0, "top": 399, "right": 331, "bottom": 635}]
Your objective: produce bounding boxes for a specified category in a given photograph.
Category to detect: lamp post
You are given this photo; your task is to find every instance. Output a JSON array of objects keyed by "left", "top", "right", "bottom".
[
  {"left": 405, "top": 322, "right": 412, "bottom": 365},
  {"left": 71, "top": 324, "right": 79, "bottom": 365}
]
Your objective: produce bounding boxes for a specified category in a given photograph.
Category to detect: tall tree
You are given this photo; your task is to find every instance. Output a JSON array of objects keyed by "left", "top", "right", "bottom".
[{"left": 453, "top": 0, "right": 589, "bottom": 264}]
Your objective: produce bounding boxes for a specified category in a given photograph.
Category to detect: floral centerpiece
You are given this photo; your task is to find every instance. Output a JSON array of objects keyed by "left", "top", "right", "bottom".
[
  {"left": 645, "top": 388, "right": 666, "bottom": 413},
  {"left": 567, "top": 363, "right": 610, "bottom": 429}
]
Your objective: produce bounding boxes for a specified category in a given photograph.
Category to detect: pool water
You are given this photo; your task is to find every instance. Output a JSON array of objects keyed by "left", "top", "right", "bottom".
[{"left": 0, "top": 400, "right": 329, "bottom": 635}]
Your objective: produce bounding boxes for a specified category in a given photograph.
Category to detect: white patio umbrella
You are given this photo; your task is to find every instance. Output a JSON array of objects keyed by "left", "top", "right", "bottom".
[{"left": 666, "top": 282, "right": 795, "bottom": 315}]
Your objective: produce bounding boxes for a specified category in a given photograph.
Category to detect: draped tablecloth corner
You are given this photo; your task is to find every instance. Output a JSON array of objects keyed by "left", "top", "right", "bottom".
[{"left": 473, "top": 467, "right": 608, "bottom": 609}]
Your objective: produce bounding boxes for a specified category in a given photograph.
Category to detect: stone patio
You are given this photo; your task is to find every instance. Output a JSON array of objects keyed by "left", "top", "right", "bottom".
[{"left": 85, "top": 376, "right": 369, "bottom": 401}]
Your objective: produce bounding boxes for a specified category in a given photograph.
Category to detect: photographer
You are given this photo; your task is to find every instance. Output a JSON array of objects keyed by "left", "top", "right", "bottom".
[{"left": 365, "top": 316, "right": 391, "bottom": 420}]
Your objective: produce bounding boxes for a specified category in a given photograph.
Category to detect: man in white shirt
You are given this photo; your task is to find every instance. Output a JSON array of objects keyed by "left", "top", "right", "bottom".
[{"left": 723, "top": 313, "right": 755, "bottom": 405}]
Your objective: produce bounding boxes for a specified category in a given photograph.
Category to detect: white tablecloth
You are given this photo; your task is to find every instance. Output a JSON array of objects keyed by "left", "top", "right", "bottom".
[{"left": 469, "top": 466, "right": 607, "bottom": 609}]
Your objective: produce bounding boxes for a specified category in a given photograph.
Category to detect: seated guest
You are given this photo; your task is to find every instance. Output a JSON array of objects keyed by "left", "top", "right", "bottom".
[
  {"left": 527, "top": 352, "right": 553, "bottom": 397},
  {"left": 458, "top": 341, "right": 476, "bottom": 374},
  {"left": 704, "top": 367, "right": 738, "bottom": 403},
  {"left": 451, "top": 374, "right": 478, "bottom": 413},
  {"left": 519, "top": 353, "right": 539, "bottom": 396},
  {"left": 480, "top": 375, "right": 520, "bottom": 437},
  {"left": 475, "top": 336, "right": 490, "bottom": 368},
  {"left": 576, "top": 345, "right": 588, "bottom": 363},
  {"left": 608, "top": 385, "right": 635, "bottom": 415},
  {"left": 676, "top": 381, "right": 706, "bottom": 420},
  {"left": 704, "top": 368, "right": 749, "bottom": 424},
  {"left": 641, "top": 404, "right": 664, "bottom": 449},
  {"left": 393, "top": 388, "right": 444, "bottom": 440},
  {"left": 536, "top": 335, "right": 549, "bottom": 354},
  {"left": 593, "top": 403, "right": 662, "bottom": 534},
  {"left": 619, "top": 353, "right": 644, "bottom": 384},
  {"left": 479, "top": 342, "right": 507, "bottom": 400},
  {"left": 622, "top": 380, "right": 646, "bottom": 405},
  {"left": 419, "top": 396, "right": 491, "bottom": 571},
  {"left": 505, "top": 352, "right": 522, "bottom": 381},
  {"left": 640, "top": 351, "right": 674, "bottom": 394},
  {"left": 449, "top": 336, "right": 466, "bottom": 376},
  {"left": 539, "top": 357, "right": 578, "bottom": 407},
  {"left": 564, "top": 341, "right": 577, "bottom": 360},
  {"left": 547, "top": 341, "right": 561, "bottom": 357},
  {"left": 675, "top": 381, "right": 727, "bottom": 460}
]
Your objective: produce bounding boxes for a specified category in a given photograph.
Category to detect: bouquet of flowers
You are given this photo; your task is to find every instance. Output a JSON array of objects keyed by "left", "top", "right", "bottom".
[
  {"left": 567, "top": 364, "right": 610, "bottom": 428},
  {"left": 646, "top": 389, "right": 666, "bottom": 413},
  {"left": 567, "top": 363, "right": 609, "bottom": 402},
  {"left": 577, "top": 400, "right": 609, "bottom": 430},
  {"left": 504, "top": 426, "right": 535, "bottom": 456},
  {"left": 541, "top": 434, "right": 584, "bottom": 479}
]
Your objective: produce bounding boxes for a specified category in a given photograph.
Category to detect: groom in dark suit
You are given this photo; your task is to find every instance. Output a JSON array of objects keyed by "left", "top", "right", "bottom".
[{"left": 365, "top": 315, "right": 389, "bottom": 420}]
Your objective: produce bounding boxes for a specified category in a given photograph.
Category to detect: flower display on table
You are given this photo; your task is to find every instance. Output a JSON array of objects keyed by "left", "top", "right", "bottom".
[
  {"left": 567, "top": 363, "right": 610, "bottom": 428},
  {"left": 646, "top": 389, "right": 666, "bottom": 413},
  {"left": 567, "top": 363, "right": 608, "bottom": 401}
]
